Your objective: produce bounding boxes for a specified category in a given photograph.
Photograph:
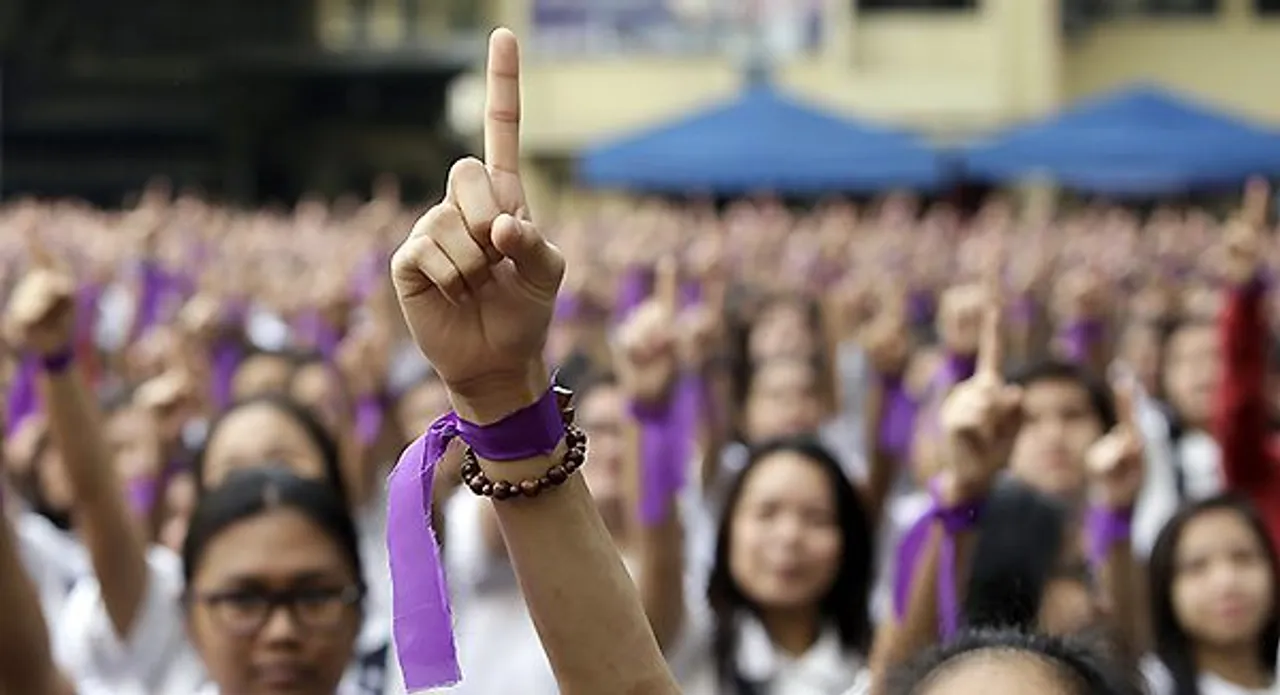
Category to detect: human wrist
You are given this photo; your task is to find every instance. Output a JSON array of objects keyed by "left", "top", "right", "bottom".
[{"left": 447, "top": 360, "right": 550, "bottom": 425}]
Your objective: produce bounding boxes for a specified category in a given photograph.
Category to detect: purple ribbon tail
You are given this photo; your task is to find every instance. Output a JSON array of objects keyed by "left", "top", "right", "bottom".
[
  {"left": 211, "top": 340, "right": 242, "bottom": 410},
  {"left": 386, "top": 413, "right": 461, "bottom": 690},
  {"left": 1059, "top": 319, "right": 1105, "bottom": 365},
  {"left": 5, "top": 356, "right": 40, "bottom": 438},
  {"left": 614, "top": 267, "right": 654, "bottom": 324},
  {"left": 356, "top": 396, "right": 384, "bottom": 447},
  {"left": 877, "top": 377, "right": 919, "bottom": 463},
  {"left": 126, "top": 476, "right": 161, "bottom": 516},
  {"left": 631, "top": 376, "right": 697, "bottom": 527},
  {"left": 936, "top": 533, "right": 960, "bottom": 640}
]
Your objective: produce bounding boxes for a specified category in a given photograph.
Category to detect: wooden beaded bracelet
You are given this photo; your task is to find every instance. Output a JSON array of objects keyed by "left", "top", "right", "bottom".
[{"left": 459, "top": 388, "right": 587, "bottom": 500}]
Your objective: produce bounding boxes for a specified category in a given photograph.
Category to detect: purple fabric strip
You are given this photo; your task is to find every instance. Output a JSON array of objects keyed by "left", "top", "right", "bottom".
[
  {"left": 386, "top": 415, "right": 461, "bottom": 690},
  {"left": 5, "top": 356, "right": 39, "bottom": 438},
  {"left": 356, "top": 396, "right": 384, "bottom": 448},
  {"left": 940, "top": 353, "right": 977, "bottom": 387},
  {"left": 1059, "top": 319, "right": 1106, "bottom": 365},
  {"left": 679, "top": 280, "right": 702, "bottom": 310},
  {"left": 210, "top": 339, "right": 242, "bottom": 411},
  {"left": 554, "top": 293, "right": 584, "bottom": 324},
  {"left": 614, "top": 267, "right": 654, "bottom": 323},
  {"left": 629, "top": 377, "right": 695, "bottom": 527},
  {"left": 126, "top": 477, "right": 160, "bottom": 516},
  {"left": 877, "top": 374, "right": 918, "bottom": 463},
  {"left": 891, "top": 493, "right": 984, "bottom": 639},
  {"left": 455, "top": 388, "right": 564, "bottom": 462},
  {"left": 892, "top": 514, "right": 931, "bottom": 619},
  {"left": 135, "top": 262, "right": 167, "bottom": 336},
  {"left": 937, "top": 530, "right": 960, "bottom": 639},
  {"left": 1086, "top": 506, "right": 1133, "bottom": 567}
]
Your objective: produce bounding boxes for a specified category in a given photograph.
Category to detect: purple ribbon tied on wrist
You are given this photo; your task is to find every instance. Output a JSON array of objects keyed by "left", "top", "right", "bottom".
[
  {"left": 386, "top": 387, "right": 566, "bottom": 691},
  {"left": 877, "top": 374, "right": 919, "bottom": 463},
  {"left": 628, "top": 374, "right": 699, "bottom": 527},
  {"left": 1058, "top": 319, "right": 1105, "bottom": 365},
  {"left": 1086, "top": 506, "right": 1133, "bottom": 567}
]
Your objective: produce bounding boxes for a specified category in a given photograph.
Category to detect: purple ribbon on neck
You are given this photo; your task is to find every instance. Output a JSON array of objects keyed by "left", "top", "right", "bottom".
[
  {"left": 1059, "top": 319, "right": 1105, "bottom": 365},
  {"left": 385, "top": 414, "right": 462, "bottom": 690},
  {"left": 877, "top": 375, "right": 918, "bottom": 463},
  {"left": 5, "top": 356, "right": 39, "bottom": 438},
  {"left": 891, "top": 488, "right": 984, "bottom": 639}
]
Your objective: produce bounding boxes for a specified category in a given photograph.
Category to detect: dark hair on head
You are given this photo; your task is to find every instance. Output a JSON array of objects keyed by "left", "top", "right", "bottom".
[
  {"left": 706, "top": 436, "right": 873, "bottom": 685},
  {"left": 1009, "top": 360, "right": 1117, "bottom": 431},
  {"left": 1148, "top": 494, "right": 1280, "bottom": 695},
  {"left": 964, "top": 480, "right": 1073, "bottom": 631},
  {"left": 287, "top": 354, "right": 356, "bottom": 417},
  {"left": 887, "top": 628, "right": 1142, "bottom": 695},
  {"left": 193, "top": 394, "right": 347, "bottom": 508},
  {"left": 181, "top": 467, "right": 364, "bottom": 597}
]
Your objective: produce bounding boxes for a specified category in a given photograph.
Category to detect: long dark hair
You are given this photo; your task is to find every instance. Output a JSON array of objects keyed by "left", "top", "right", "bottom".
[
  {"left": 706, "top": 436, "right": 873, "bottom": 688},
  {"left": 1148, "top": 494, "right": 1280, "bottom": 695},
  {"left": 964, "top": 479, "right": 1072, "bottom": 631}
]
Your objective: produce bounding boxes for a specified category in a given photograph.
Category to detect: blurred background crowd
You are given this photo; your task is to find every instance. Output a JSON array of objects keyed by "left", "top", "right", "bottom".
[{"left": 5, "top": 1, "right": 1280, "bottom": 694}]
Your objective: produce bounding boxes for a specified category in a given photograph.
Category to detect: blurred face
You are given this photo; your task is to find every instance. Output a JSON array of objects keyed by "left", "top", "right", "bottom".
[
  {"left": 202, "top": 404, "right": 328, "bottom": 489},
  {"left": 1171, "top": 508, "right": 1274, "bottom": 649},
  {"left": 915, "top": 653, "right": 1079, "bottom": 695},
  {"left": 1163, "top": 325, "right": 1220, "bottom": 429},
  {"left": 744, "top": 361, "right": 824, "bottom": 443},
  {"left": 1010, "top": 379, "right": 1104, "bottom": 498},
  {"left": 233, "top": 356, "right": 295, "bottom": 401},
  {"left": 290, "top": 364, "right": 352, "bottom": 440},
  {"left": 729, "top": 451, "right": 842, "bottom": 611},
  {"left": 105, "top": 405, "right": 164, "bottom": 482},
  {"left": 749, "top": 303, "right": 816, "bottom": 362},
  {"left": 394, "top": 380, "right": 451, "bottom": 441},
  {"left": 188, "top": 508, "right": 361, "bottom": 695},
  {"left": 578, "top": 384, "right": 627, "bottom": 507}
]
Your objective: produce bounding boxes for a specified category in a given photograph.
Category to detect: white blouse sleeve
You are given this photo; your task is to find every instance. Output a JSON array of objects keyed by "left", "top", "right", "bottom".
[{"left": 54, "top": 546, "right": 193, "bottom": 691}]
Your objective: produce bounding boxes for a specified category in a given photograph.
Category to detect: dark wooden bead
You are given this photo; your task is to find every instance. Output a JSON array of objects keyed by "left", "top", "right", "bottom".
[
  {"left": 519, "top": 479, "right": 541, "bottom": 497},
  {"left": 492, "top": 481, "right": 513, "bottom": 500},
  {"left": 564, "top": 458, "right": 580, "bottom": 473},
  {"left": 538, "top": 476, "right": 551, "bottom": 488},
  {"left": 481, "top": 483, "right": 494, "bottom": 496},
  {"left": 547, "top": 465, "right": 567, "bottom": 484},
  {"left": 566, "top": 448, "right": 585, "bottom": 465},
  {"left": 461, "top": 461, "right": 479, "bottom": 477},
  {"left": 467, "top": 477, "right": 487, "bottom": 494}
]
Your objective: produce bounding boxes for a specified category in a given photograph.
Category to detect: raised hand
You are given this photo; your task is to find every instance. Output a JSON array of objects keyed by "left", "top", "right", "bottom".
[
  {"left": 1085, "top": 377, "right": 1145, "bottom": 510},
  {"left": 615, "top": 258, "right": 680, "bottom": 404},
  {"left": 5, "top": 233, "right": 75, "bottom": 357},
  {"left": 390, "top": 29, "right": 564, "bottom": 423},
  {"left": 936, "top": 281, "right": 987, "bottom": 357},
  {"left": 1223, "top": 178, "right": 1269, "bottom": 285},
  {"left": 937, "top": 260, "right": 1021, "bottom": 504}
]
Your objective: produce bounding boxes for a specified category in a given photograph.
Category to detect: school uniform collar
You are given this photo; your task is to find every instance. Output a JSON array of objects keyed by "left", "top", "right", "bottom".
[{"left": 735, "top": 614, "right": 860, "bottom": 690}]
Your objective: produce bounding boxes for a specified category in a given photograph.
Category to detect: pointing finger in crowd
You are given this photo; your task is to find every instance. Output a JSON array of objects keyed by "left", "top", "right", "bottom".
[{"left": 484, "top": 28, "right": 523, "bottom": 181}]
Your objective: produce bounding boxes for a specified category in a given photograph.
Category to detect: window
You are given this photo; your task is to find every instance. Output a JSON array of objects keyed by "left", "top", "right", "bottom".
[{"left": 859, "top": 0, "right": 977, "bottom": 9}]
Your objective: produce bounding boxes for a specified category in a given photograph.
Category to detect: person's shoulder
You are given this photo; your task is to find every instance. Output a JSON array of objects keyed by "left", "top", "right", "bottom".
[{"left": 1139, "top": 654, "right": 1173, "bottom": 695}]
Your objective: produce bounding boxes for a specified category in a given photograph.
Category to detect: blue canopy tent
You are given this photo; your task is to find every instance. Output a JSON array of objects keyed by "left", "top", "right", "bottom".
[
  {"left": 579, "top": 83, "right": 947, "bottom": 194},
  {"left": 960, "top": 84, "right": 1280, "bottom": 195}
]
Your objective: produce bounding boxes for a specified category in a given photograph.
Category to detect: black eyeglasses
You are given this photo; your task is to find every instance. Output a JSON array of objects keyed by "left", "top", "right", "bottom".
[{"left": 190, "top": 585, "right": 363, "bottom": 636}]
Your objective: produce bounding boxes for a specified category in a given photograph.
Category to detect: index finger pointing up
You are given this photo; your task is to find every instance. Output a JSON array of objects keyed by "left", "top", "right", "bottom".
[{"left": 484, "top": 28, "right": 522, "bottom": 177}]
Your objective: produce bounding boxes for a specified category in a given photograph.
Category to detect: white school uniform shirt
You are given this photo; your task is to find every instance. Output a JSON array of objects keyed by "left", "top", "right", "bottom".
[
  {"left": 680, "top": 613, "right": 869, "bottom": 695},
  {"left": 56, "top": 544, "right": 387, "bottom": 695},
  {"left": 1142, "top": 656, "right": 1274, "bottom": 695},
  {"left": 1132, "top": 399, "right": 1222, "bottom": 557},
  {"left": 15, "top": 512, "right": 89, "bottom": 639}
]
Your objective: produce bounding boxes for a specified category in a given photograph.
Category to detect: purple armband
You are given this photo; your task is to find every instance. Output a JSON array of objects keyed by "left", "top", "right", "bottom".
[
  {"left": 614, "top": 267, "right": 654, "bottom": 323},
  {"left": 5, "top": 356, "right": 39, "bottom": 437},
  {"left": 41, "top": 347, "right": 75, "bottom": 374},
  {"left": 877, "top": 374, "right": 918, "bottom": 463},
  {"left": 386, "top": 384, "right": 567, "bottom": 691},
  {"left": 1058, "top": 319, "right": 1105, "bottom": 365},
  {"left": 929, "top": 479, "right": 984, "bottom": 639},
  {"left": 1086, "top": 506, "right": 1133, "bottom": 567},
  {"left": 126, "top": 476, "right": 161, "bottom": 516},
  {"left": 628, "top": 376, "right": 696, "bottom": 527}
]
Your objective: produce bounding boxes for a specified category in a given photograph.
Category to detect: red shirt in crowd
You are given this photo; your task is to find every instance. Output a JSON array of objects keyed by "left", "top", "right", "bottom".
[{"left": 1215, "top": 277, "right": 1280, "bottom": 553}]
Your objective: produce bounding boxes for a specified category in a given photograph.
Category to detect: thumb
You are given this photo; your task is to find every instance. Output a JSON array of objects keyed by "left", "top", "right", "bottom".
[{"left": 493, "top": 213, "right": 564, "bottom": 293}]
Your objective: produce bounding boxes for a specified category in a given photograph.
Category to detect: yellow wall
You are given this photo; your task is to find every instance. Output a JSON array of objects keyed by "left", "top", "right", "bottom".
[
  {"left": 1063, "top": 0, "right": 1280, "bottom": 123},
  {"left": 495, "top": 0, "right": 1063, "bottom": 155}
]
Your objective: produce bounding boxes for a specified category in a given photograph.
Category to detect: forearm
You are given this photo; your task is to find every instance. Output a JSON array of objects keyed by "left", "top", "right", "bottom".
[
  {"left": 41, "top": 369, "right": 148, "bottom": 638},
  {"left": 637, "top": 503, "right": 686, "bottom": 653},
  {"left": 1100, "top": 548, "right": 1146, "bottom": 668}
]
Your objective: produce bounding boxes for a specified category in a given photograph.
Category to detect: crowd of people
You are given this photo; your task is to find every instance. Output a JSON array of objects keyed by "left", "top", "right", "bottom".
[{"left": 1, "top": 27, "right": 1278, "bottom": 695}]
